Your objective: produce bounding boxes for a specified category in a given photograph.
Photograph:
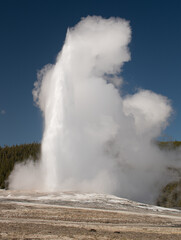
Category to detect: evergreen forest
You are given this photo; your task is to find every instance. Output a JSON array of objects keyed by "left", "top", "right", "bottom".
[{"left": 0, "top": 143, "right": 40, "bottom": 188}]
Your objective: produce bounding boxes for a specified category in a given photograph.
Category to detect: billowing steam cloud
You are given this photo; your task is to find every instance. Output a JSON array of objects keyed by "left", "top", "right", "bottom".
[{"left": 8, "top": 16, "right": 179, "bottom": 203}]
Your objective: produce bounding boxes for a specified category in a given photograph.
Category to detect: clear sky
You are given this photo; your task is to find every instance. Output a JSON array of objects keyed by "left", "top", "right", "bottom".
[{"left": 0, "top": 0, "right": 180, "bottom": 146}]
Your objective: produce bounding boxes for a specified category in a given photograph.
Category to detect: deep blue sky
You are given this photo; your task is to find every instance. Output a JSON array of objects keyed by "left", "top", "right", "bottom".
[{"left": 0, "top": 0, "right": 180, "bottom": 146}]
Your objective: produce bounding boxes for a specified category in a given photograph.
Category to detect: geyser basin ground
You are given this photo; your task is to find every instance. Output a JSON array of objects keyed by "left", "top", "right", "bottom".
[
  {"left": 0, "top": 189, "right": 180, "bottom": 213},
  {"left": 0, "top": 190, "right": 181, "bottom": 239}
]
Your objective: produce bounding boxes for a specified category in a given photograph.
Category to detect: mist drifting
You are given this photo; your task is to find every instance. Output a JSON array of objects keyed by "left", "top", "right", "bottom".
[{"left": 9, "top": 16, "right": 177, "bottom": 203}]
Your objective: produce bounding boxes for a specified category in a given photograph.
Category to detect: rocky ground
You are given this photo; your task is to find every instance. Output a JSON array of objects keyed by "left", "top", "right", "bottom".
[{"left": 0, "top": 190, "right": 181, "bottom": 239}]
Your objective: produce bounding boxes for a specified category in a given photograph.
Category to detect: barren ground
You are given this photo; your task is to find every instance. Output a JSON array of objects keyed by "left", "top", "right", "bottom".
[{"left": 0, "top": 191, "right": 181, "bottom": 239}]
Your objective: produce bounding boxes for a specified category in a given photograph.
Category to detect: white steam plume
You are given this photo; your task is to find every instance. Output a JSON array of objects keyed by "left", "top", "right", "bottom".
[{"left": 8, "top": 16, "right": 180, "bottom": 203}]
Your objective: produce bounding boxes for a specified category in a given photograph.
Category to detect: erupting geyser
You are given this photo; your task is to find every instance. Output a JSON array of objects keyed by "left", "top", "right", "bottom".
[{"left": 9, "top": 16, "right": 176, "bottom": 203}]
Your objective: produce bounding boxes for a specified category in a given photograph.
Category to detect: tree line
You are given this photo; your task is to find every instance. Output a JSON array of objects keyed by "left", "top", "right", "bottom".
[{"left": 0, "top": 143, "right": 40, "bottom": 188}]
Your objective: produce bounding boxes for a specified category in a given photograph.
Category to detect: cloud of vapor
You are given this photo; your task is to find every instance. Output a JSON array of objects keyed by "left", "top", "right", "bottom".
[
  {"left": 8, "top": 16, "right": 180, "bottom": 204},
  {"left": 123, "top": 90, "right": 172, "bottom": 136},
  {"left": 8, "top": 160, "right": 43, "bottom": 190}
]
